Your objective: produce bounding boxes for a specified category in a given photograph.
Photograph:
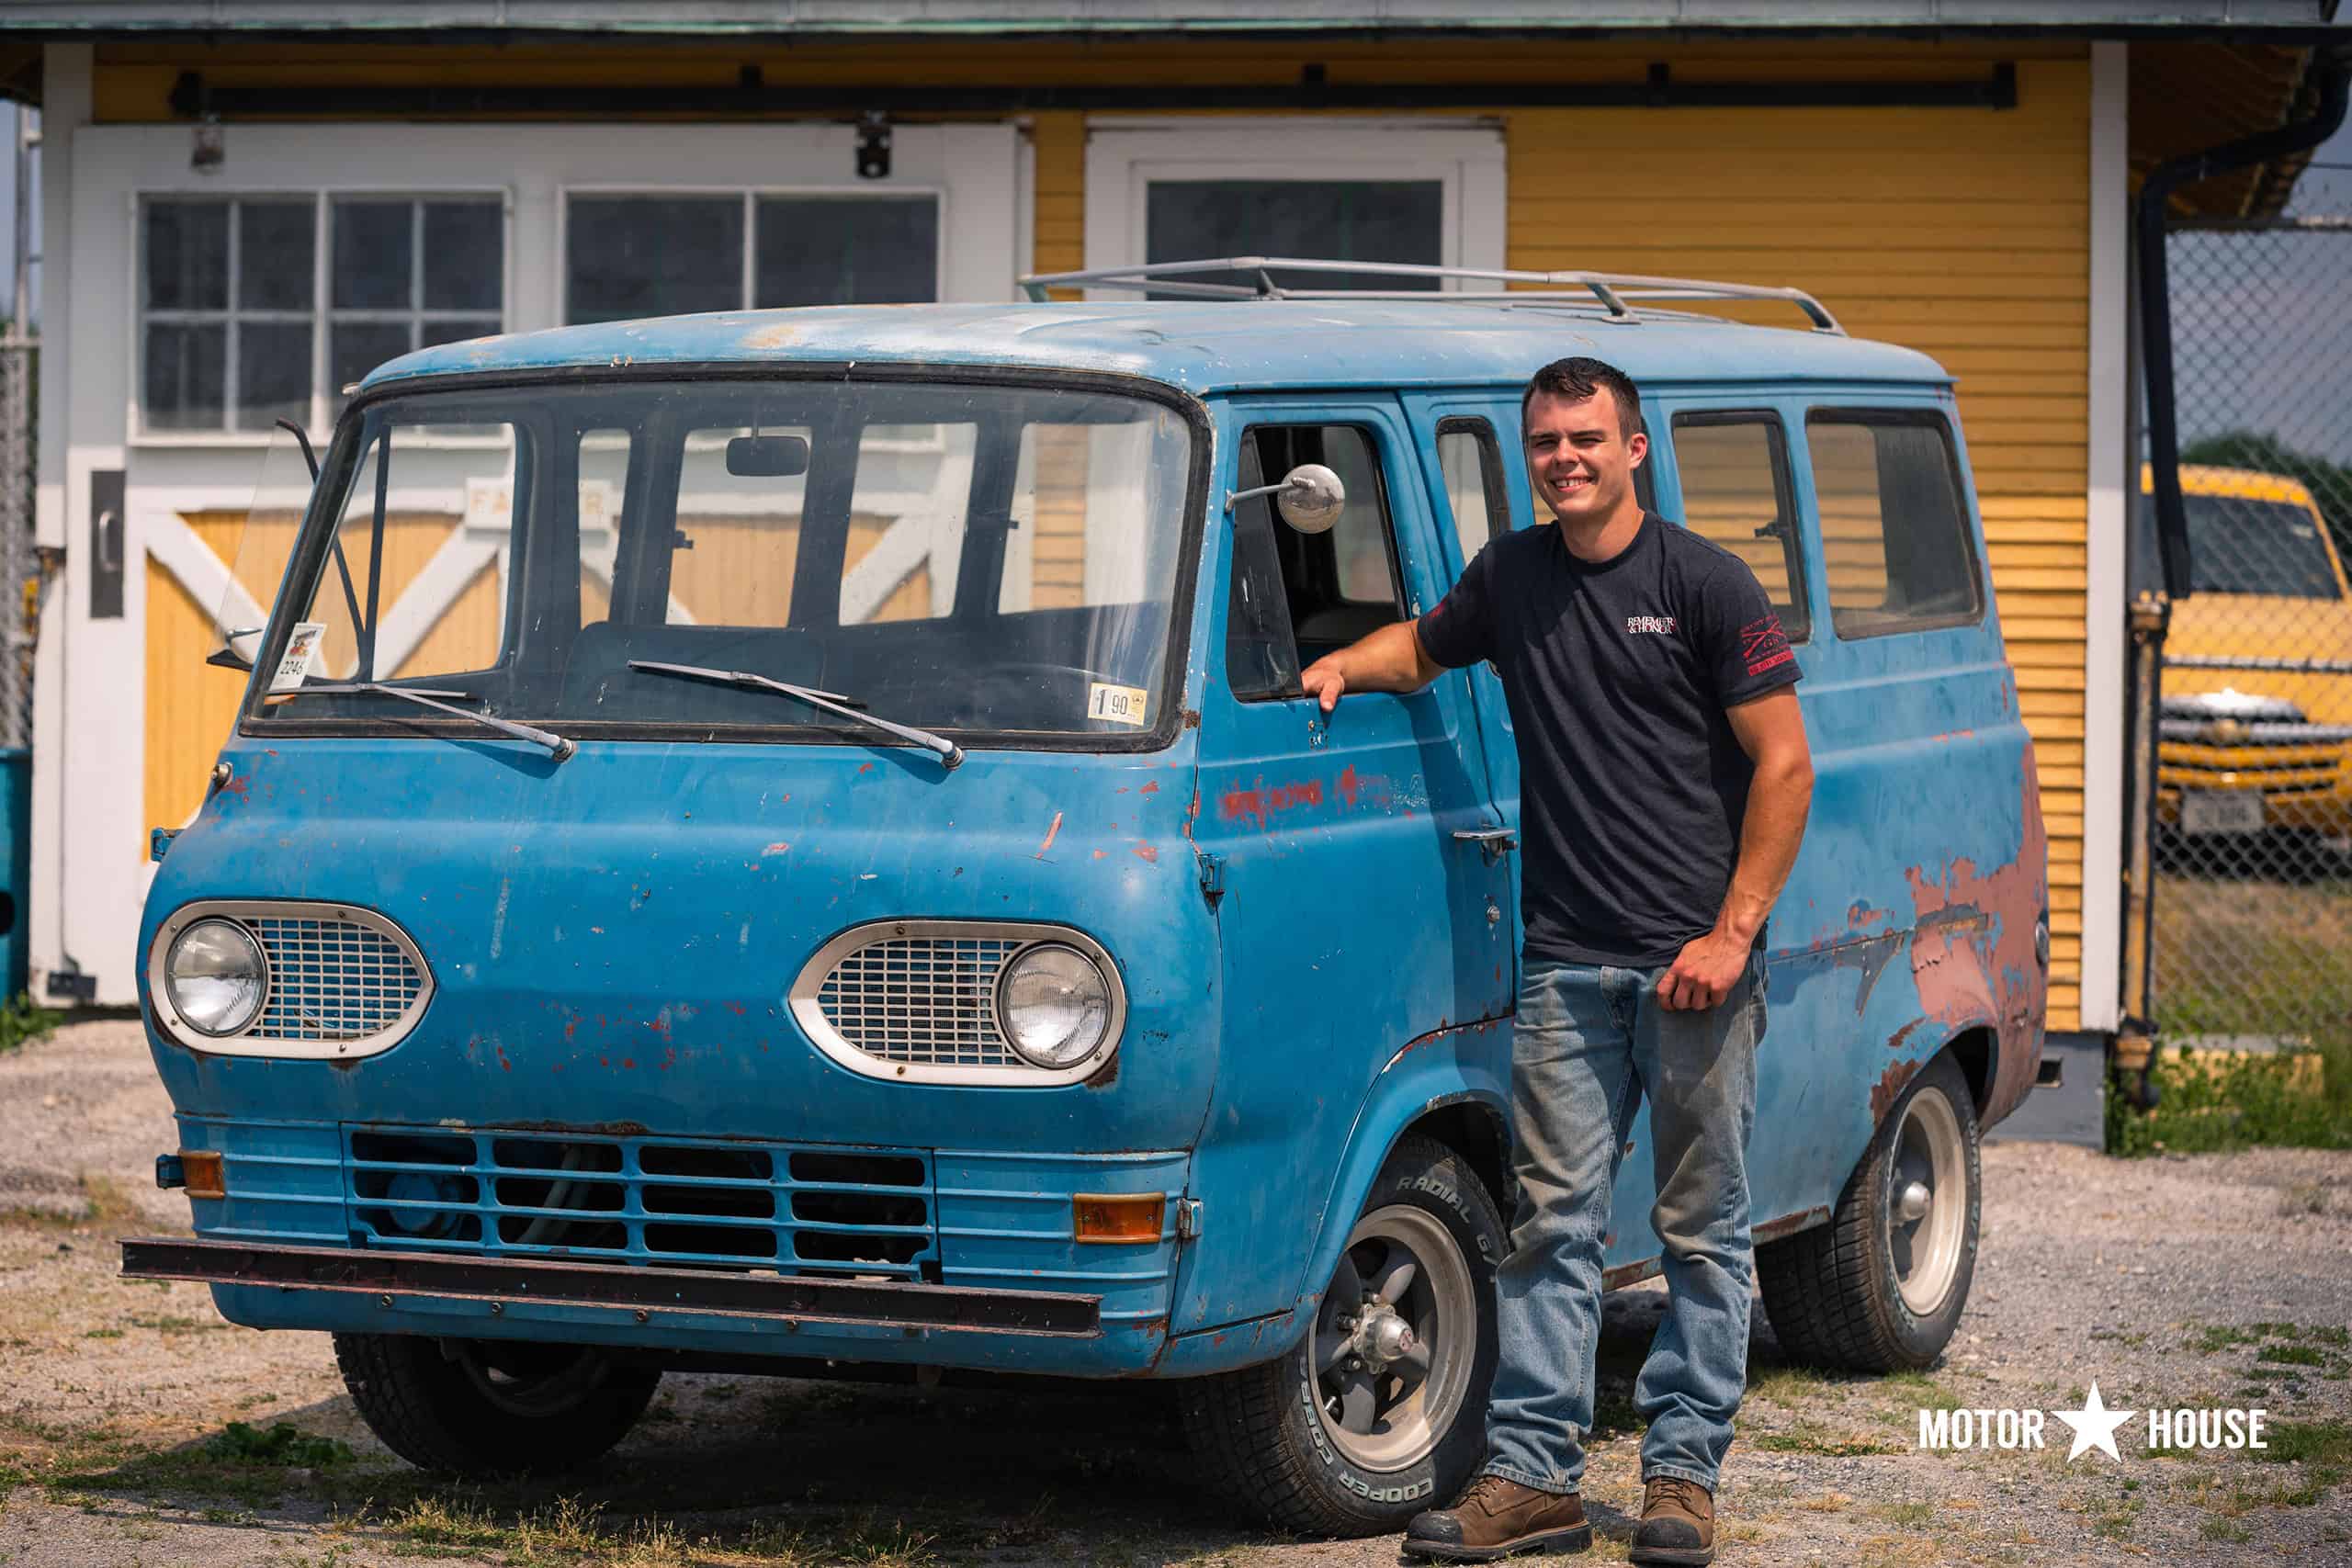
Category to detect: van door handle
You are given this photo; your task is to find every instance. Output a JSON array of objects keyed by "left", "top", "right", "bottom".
[{"left": 1452, "top": 827, "right": 1518, "bottom": 863}]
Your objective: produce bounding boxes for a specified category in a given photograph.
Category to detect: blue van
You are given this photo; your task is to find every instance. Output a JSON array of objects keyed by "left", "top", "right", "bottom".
[{"left": 130, "top": 260, "right": 2048, "bottom": 1535}]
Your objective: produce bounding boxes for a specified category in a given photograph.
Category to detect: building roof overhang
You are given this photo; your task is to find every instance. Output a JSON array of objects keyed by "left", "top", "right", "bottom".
[{"left": 0, "top": 2, "right": 2339, "bottom": 41}]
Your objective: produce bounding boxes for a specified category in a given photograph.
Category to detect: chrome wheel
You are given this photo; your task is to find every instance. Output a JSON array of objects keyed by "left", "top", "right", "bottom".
[
  {"left": 1307, "top": 1203, "right": 1476, "bottom": 1472},
  {"left": 1888, "top": 1085, "right": 1966, "bottom": 1315}
]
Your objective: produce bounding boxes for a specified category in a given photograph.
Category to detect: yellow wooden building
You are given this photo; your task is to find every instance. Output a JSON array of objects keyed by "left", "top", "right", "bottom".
[{"left": 0, "top": 4, "right": 2335, "bottom": 1052}]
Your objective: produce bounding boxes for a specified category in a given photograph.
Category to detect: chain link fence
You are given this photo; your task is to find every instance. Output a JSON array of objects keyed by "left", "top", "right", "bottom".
[{"left": 2147, "top": 164, "right": 2352, "bottom": 1063}]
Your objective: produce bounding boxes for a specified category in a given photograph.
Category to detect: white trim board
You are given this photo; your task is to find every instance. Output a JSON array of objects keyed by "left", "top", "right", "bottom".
[
  {"left": 2078, "top": 39, "right": 2128, "bottom": 1034},
  {"left": 1081, "top": 119, "right": 1507, "bottom": 288}
]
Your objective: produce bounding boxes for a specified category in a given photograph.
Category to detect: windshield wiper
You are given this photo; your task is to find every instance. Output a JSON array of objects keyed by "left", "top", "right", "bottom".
[
  {"left": 298, "top": 682, "right": 576, "bottom": 762},
  {"left": 626, "top": 660, "right": 964, "bottom": 771}
]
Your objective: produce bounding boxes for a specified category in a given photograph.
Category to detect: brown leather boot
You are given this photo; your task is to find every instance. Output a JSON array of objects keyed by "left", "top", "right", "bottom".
[
  {"left": 1630, "top": 1475, "right": 1715, "bottom": 1565},
  {"left": 1402, "top": 1472, "right": 1592, "bottom": 1562}
]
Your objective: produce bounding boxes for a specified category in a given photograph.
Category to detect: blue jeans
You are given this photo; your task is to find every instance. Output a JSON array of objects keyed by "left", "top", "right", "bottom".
[{"left": 1481, "top": 953, "right": 1763, "bottom": 1495}]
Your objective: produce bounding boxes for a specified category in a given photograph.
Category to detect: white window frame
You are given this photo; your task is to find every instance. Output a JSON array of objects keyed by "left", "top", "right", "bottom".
[
  {"left": 80, "top": 121, "right": 1021, "bottom": 449},
  {"left": 559, "top": 186, "right": 949, "bottom": 323},
  {"left": 1081, "top": 118, "right": 1508, "bottom": 292},
  {"left": 135, "top": 186, "right": 511, "bottom": 441}
]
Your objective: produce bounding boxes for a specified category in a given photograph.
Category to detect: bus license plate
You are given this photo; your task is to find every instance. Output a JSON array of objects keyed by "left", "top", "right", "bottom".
[{"left": 2181, "top": 790, "right": 2265, "bottom": 836}]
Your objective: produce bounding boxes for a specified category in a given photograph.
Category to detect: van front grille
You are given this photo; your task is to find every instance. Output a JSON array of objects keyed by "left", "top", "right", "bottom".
[
  {"left": 814, "top": 936, "right": 1025, "bottom": 1067},
  {"left": 344, "top": 1127, "right": 937, "bottom": 1276},
  {"left": 252, "top": 917, "right": 425, "bottom": 1040}
]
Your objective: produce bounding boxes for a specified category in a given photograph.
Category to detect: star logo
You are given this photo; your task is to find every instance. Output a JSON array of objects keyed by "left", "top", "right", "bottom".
[{"left": 2052, "top": 1381, "right": 2138, "bottom": 1462}]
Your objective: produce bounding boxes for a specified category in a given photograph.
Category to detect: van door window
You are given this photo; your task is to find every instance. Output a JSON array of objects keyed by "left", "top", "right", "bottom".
[
  {"left": 1226, "top": 424, "right": 1407, "bottom": 700},
  {"left": 1434, "top": 417, "right": 1510, "bottom": 558},
  {"left": 1807, "top": 411, "right": 1985, "bottom": 638},
  {"left": 1670, "top": 412, "right": 1808, "bottom": 642}
]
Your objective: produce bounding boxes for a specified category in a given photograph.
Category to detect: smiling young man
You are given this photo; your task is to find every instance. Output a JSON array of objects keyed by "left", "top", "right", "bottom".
[{"left": 1297, "top": 356, "right": 1813, "bottom": 1565}]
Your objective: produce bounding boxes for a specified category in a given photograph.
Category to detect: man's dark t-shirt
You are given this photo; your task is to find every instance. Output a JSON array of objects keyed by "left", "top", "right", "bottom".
[{"left": 1416, "top": 512, "right": 1802, "bottom": 968}]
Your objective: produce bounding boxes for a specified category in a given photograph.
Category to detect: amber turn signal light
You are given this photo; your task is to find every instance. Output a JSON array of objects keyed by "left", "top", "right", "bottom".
[
  {"left": 1072, "top": 1193, "right": 1164, "bottom": 1245},
  {"left": 180, "top": 1150, "right": 226, "bottom": 1201}
]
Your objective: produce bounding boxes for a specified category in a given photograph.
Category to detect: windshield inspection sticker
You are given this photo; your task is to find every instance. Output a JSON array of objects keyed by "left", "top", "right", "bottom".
[
  {"left": 269, "top": 622, "right": 326, "bottom": 692},
  {"left": 1088, "top": 682, "right": 1149, "bottom": 728}
]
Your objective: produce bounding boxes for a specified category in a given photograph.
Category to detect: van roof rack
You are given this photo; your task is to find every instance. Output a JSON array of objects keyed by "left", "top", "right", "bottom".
[{"left": 1018, "top": 256, "right": 1844, "bottom": 335}]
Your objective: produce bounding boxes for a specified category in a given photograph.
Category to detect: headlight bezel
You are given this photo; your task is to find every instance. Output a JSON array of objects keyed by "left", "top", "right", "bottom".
[
  {"left": 161, "top": 917, "right": 271, "bottom": 1038},
  {"left": 790, "top": 919, "right": 1127, "bottom": 1087},
  {"left": 146, "top": 900, "right": 435, "bottom": 1059},
  {"left": 995, "top": 942, "right": 1114, "bottom": 1070}
]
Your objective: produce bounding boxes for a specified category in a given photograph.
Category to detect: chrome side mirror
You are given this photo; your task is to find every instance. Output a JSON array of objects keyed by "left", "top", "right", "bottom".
[{"left": 1227, "top": 462, "right": 1346, "bottom": 536}]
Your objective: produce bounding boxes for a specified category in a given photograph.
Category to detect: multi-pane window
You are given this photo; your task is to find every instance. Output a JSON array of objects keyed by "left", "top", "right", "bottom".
[
  {"left": 1670, "top": 412, "right": 1808, "bottom": 642},
  {"left": 1144, "top": 181, "right": 1443, "bottom": 296},
  {"left": 1806, "top": 411, "right": 1984, "bottom": 638},
  {"left": 328, "top": 198, "right": 504, "bottom": 410},
  {"left": 564, "top": 194, "right": 940, "bottom": 324},
  {"left": 141, "top": 194, "right": 505, "bottom": 434},
  {"left": 1227, "top": 423, "right": 1408, "bottom": 700}
]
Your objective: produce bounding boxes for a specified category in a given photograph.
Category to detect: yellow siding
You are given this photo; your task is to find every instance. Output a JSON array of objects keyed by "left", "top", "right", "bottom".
[{"left": 144, "top": 558, "right": 251, "bottom": 850}]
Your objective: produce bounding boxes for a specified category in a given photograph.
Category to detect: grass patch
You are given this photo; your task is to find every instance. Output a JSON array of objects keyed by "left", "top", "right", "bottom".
[
  {"left": 1750, "top": 1422, "right": 1898, "bottom": 1457},
  {"left": 2256, "top": 1418, "right": 2352, "bottom": 1467},
  {"left": 0, "top": 993, "right": 61, "bottom": 1056},
  {"left": 2124, "top": 871, "right": 2352, "bottom": 1153},
  {"left": 1880, "top": 1371, "right": 1963, "bottom": 1410},
  {"left": 2200, "top": 1517, "right": 2254, "bottom": 1543},
  {"left": 1869, "top": 1500, "right": 1937, "bottom": 1527},
  {"left": 2256, "top": 1344, "right": 2333, "bottom": 1369},
  {"left": 202, "top": 1422, "right": 356, "bottom": 1470}
]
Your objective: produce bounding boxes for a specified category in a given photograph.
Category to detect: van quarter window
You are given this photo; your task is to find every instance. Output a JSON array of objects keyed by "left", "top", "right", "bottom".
[
  {"left": 1668, "top": 412, "right": 1809, "bottom": 644},
  {"left": 1806, "top": 410, "right": 1985, "bottom": 639},
  {"left": 1434, "top": 417, "right": 1511, "bottom": 558},
  {"left": 1225, "top": 424, "right": 1407, "bottom": 700}
]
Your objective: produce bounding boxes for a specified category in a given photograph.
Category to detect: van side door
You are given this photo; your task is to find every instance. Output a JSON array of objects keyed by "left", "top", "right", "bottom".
[
  {"left": 1401, "top": 393, "right": 1532, "bottom": 977},
  {"left": 1179, "top": 395, "right": 1513, "bottom": 1333}
]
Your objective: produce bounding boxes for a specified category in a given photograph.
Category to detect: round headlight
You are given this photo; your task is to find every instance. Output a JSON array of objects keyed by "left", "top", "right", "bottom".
[
  {"left": 164, "top": 919, "right": 268, "bottom": 1037},
  {"left": 996, "top": 943, "right": 1112, "bottom": 1069}
]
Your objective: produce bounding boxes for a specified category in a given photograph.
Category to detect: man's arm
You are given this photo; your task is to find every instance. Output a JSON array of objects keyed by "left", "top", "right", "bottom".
[
  {"left": 1298, "top": 621, "right": 1447, "bottom": 714},
  {"left": 1656, "top": 686, "right": 1815, "bottom": 1010}
]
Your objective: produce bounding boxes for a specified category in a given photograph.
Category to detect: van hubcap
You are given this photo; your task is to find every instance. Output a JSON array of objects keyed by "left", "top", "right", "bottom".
[
  {"left": 1887, "top": 1087, "right": 1966, "bottom": 1316},
  {"left": 1308, "top": 1204, "right": 1475, "bottom": 1472}
]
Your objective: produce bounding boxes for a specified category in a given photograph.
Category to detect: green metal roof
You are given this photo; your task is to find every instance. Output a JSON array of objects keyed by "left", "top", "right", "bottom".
[{"left": 0, "top": 1, "right": 2339, "bottom": 36}]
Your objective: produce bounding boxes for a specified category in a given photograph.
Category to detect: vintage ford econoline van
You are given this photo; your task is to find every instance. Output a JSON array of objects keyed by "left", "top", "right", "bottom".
[{"left": 130, "top": 261, "right": 2047, "bottom": 1535}]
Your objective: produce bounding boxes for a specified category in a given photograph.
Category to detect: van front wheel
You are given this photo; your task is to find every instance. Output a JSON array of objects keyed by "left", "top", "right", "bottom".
[
  {"left": 1178, "top": 1135, "right": 1504, "bottom": 1536},
  {"left": 1757, "top": 1051, "right": 1981, "bottom": 1372},
  {"left": 334, "top": 1332, "right": 661, "bottom": 1476}
]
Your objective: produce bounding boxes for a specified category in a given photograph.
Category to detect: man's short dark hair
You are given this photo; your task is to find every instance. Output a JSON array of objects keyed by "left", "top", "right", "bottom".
[{"left": 1521, "top": 356, "right": 1644, "bottom": 441}]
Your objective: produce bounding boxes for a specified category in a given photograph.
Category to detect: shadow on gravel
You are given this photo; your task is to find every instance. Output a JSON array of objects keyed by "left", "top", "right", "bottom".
[{"left": 30, "top": 1290, "right": 1895, "bottom": 1563}]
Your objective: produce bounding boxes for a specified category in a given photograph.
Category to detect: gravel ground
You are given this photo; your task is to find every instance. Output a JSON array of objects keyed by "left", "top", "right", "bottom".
[{"left": 2, "top": 1018, "right": 2349, "bottom": 1568}]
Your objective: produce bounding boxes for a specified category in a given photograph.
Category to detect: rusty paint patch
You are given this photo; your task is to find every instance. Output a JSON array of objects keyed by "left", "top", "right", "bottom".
[
  {"left": 1904, "top": 755, "right": 2049, "bottom": 1122},
  {"left": 1131, "top": 842, "right": 1159, "bottom": 864},
  {"left": 1140, "top": 780, "right": 1160, "bottom": 797},
  {"left": 1887, "top": 1017, "right": 1928, "bottom": 1054},
  {"left": 762, "top": 841, "right": 790, "bottom": 857},
  {"left": 1871, "top": 1056, "right": 1923, "bottom": 1122},
  {"left": 1035, "top": 810, "right": 1063, "bottom": 859}
]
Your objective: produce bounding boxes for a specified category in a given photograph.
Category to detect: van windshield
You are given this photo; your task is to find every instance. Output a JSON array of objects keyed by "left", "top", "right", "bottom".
[
  {"left": 243, "top": 375, "right": 1200, "bottom": 746},
  {"left": 2170, "top": 493, "right": 2346, "bottom": 600}
]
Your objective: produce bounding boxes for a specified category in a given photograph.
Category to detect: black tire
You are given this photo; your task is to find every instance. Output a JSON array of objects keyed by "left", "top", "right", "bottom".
[
  {"left": 1178, "top": 1134, "right": 1505, "bottom": 1537},
  {"left": 334, "top": 1332, "right": 661, "bottom": 1477},
  {"left": 1758, "top": 1051, "right": 1981, "bottom": 1372}
]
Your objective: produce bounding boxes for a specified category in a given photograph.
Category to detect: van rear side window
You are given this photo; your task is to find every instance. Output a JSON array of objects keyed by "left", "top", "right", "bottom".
[
  {"left": 1669, "top": 412, "right": 1807, "bottom": 643},
  {"left": 1806, "top": 411, "right": 1984, "bottom": 638}
]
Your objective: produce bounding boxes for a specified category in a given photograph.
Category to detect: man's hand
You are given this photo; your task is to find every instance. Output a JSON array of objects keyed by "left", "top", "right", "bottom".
[
  {"left": 1293, "top": 622, "right": 1445, "bottom": 714},
  {"left": 1300, "top": 656, "right": 1348, "bottom": 713},
  {"left": 1657, "top": 930, "right": 1749, "bottom": 1011}
]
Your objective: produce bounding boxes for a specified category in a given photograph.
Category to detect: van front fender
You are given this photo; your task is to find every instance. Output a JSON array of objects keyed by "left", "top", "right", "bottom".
[{"left": 1280, "top": 1020, "right": 1512, "bottom": 1349}]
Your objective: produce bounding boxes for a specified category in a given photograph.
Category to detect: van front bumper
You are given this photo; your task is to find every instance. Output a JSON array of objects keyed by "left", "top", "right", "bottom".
[{"left": 124, "top": 1236, "right": 1100, "bottom": 1335}]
